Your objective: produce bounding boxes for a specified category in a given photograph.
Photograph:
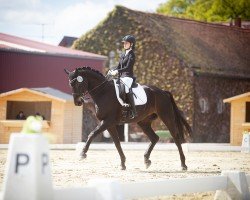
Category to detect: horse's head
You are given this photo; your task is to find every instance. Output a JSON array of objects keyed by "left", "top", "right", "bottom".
[{"left": 64, "top": 68, "right": 88, "bottom": 106}]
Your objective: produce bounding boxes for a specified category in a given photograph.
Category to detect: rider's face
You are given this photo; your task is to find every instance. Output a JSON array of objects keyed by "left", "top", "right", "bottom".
[{"left": 123, "top": 41, "right": 131, "bottom": 50}]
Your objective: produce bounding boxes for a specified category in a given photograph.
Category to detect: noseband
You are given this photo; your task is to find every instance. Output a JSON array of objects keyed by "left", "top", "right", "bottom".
[
  {"left": 70, "top": 76, "right": 108, "bottom": 102},
  {"left": 69, "top": 76, "right": 87, "bottom": 101}
]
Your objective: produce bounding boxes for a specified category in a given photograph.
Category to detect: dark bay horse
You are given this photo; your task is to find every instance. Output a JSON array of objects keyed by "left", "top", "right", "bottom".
[{"left": 65, "top": 67, "right": 192, "bottom": 170}]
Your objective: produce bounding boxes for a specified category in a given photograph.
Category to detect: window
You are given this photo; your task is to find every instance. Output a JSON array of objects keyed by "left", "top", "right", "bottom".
[
  {"left": 6, "top": 101, "right": 51, "bottom": 120},
  {"left": 217, "top": 99, "right": 224, "bottom": 114},
  {"left": 246, "top": 102, "right": 250, "bottom": 122},
  {"left": 199, "top": 98, "right": 209, "bottom": 113}
]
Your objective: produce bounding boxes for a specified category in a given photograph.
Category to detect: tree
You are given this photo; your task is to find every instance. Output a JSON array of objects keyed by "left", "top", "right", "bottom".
[
  {"left": 157, "top": 0, "right": 195, "bottom": 19},
  {"left": 157, "top": 0, "right": 250, "bottom": 24},
  {"left": 211, "top": 0, "right": 250, "bottom": 25}
]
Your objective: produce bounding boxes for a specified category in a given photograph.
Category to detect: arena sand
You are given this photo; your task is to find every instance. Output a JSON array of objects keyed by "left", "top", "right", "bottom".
[{"left": 1, "top": 149, "right": 250, "bottom": 199}]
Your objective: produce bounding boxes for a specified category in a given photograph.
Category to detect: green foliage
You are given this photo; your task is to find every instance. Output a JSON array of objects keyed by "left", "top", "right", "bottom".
[
  {"left": 21, "top": 116, "right": 43, "bottom": 134},
  {"left": 187, "top": 0, "right": 223, "bottom": 21},
  {"left": 157, "top": 0, "right": 195, "bottom": 18},
  {"left": 214, "top": 0, "right": 250, "bottom": 20},
  {"left": 155, "top": 130, "right": 172, "bottom": 139},
  {"left": 157, "top": 0, "right": 250, "bottom": 21}
]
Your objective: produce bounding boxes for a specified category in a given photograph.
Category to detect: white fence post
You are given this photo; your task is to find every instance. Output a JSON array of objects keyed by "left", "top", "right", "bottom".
[
  {"left": 124, "top": 123, "right": 129, "bottom": 142},
  {"left": 214, "top": 171, "right": 250, "bottom": 200},
  {"left": 2, "top": 133, "right": 53, "bottom": 200}
]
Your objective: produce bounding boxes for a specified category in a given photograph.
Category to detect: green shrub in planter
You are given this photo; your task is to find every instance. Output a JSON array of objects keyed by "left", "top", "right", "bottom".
[{"left": 155, "top": 130, "right": 173, "bottom": 142}]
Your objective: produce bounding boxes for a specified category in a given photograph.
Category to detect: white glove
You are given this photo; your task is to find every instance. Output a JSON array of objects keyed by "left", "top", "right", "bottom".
[
  {"left": 107, "top": 70, "right": 112, "bottom": 75},
  {"left": 110, "top": 70, "right": 118, "bottom": 76}
]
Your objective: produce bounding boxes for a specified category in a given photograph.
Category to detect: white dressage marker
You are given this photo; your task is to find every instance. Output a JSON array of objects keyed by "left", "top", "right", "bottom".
[
  {"left": 2, "top": 133, "right": 53, "bottom": 200},
  {"left": 241, "top": 134, "right": 250, "bottom": 153},
  {"left": 215, "top": 171, "right": 250, "bottom": 200}
]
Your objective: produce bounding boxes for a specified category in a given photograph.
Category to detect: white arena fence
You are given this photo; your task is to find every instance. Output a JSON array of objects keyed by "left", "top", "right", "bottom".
[
  {"left": 52, "top": 173, "right": 250, "bottom": 200},
  {"left": 1, "top": 134, "right": 250, "bottom": 200}
]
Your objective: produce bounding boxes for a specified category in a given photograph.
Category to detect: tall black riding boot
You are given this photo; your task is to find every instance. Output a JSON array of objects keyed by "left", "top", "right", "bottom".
[{"left": 127, "top": 90, "right": 137, "bottom": 119}]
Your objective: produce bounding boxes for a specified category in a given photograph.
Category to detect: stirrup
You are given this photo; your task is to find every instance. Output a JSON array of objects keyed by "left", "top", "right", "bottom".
[
  {"left": 130, "top": 109, "right": 137, "bottom": 119},
  {"left": 130, "top": 113, "right": 137, "bottom": 119}
]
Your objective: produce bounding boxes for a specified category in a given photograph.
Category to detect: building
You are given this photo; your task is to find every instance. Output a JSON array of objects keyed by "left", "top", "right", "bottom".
[
  {"left": 0, "top": 87, "right": 82, "bottom": 144},
  {"left": 0, "top": 33, "right": 107, "bottom": 143},
  {"left": 58, "top": 36, "right": 78, "bottom": 48},
  {"left": 224, "top": 92, "right": 250, "bottom": 145},
  {"left": 0, "top": 32, "right": 107, "bottom": 94},
  {"left": 73, "top": 6, "right": 250, "bottom": 142}
]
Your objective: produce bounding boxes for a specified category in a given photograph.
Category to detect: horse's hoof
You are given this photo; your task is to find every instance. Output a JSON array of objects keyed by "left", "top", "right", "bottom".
[
  {"left": 80, "top": 152, "right": 87, "bottom": 159},
  {"left": 145, "top": 160, "right": 152, "bottom": 169},
  {"left": 182, "top": 165, "right": 188, "bottom": 171},
  {"left": 121, "top": 165, "right": 126, "bottom": 170}
]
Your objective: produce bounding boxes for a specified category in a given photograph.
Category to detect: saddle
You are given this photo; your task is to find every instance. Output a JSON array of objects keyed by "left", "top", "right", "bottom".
[
  {"left": 113, "top": 78, "right": 147, "bottom": 121},
  {"left": 116, "top": 77, "right": 137, "bottom": 102}
]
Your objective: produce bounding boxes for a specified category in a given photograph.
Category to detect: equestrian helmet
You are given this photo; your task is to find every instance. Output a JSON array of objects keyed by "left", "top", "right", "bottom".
[
  {"left": 122, "top": 35, "right": 135, "bottom": 49},
  {"left": 122, "top": 35, "right": 136, "bottom": 48}
]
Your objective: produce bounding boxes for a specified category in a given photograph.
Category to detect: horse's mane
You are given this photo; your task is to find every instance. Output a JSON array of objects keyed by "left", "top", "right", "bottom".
[{"left": 77, "top": 66, "right": 104, "bottom": 77}]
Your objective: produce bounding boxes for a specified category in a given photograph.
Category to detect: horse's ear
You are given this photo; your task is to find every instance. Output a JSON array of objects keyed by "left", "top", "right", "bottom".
[{"left": 64, "top": 69, "right": 70, "bottom": 75}]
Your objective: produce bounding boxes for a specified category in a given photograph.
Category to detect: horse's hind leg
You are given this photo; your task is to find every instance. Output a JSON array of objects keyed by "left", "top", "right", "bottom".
[
  {"left": 137, "top": 116, "right": 159, "bottom": 169},
  {"left": 174, "top": 139, "right": 187, "bottom": 170},
  {"left": 157, "top": 108, "right": 187, "bottom": 170},
  {"left": 107, "top": 126, "right": 126, "bottom": 170}
]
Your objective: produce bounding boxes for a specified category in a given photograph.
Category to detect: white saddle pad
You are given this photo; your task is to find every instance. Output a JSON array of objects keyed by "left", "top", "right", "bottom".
[{"left": 113, "top": 80, "right": 147, "bottom": 106}]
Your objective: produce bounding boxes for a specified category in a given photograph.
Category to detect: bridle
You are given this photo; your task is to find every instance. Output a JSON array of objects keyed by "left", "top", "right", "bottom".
[{"left": 69, "top": 75, "right": 108, "bottom": 102}]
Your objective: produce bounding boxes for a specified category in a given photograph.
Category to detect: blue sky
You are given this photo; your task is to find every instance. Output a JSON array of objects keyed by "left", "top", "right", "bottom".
[{"left": 0, "top": 0, "right": 165, "bottom": 45}]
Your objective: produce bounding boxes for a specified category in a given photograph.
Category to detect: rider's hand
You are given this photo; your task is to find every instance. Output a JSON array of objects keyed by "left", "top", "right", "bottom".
[
  {"left": 110, "top": 70, "right": 118, "bottom": 76},
  {"left": 107, "top": 70, "right": 112, "bottom": 75}
]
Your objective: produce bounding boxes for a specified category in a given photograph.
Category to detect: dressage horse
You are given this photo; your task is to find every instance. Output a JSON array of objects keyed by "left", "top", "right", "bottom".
[{"left": 65, "top": 67, "right": 192, "bottom": 170}]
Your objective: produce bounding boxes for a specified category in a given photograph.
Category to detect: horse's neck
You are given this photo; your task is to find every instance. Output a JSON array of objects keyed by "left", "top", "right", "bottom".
[
  {"left": 84, "top": 71, "right": 105, "bottom": 90},
  {"left": 86, "top": 72, "right": 112, "bottom": 104}
]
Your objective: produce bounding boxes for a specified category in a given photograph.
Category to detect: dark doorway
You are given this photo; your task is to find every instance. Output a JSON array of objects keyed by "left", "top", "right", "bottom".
[
  {"left": 246, "top": 102, "right": 250, "bottom": 122},
  {"left": 6, "top": 101, "right": 51, "bottom": 120}
]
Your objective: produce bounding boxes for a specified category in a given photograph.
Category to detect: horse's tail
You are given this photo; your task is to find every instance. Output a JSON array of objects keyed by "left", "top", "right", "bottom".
[{"left": 164, "top": 91, "right": 193, "bottom": 143}]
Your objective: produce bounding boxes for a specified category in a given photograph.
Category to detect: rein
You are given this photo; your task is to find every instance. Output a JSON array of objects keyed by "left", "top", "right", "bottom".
[
  {"left": 72, "top": 78, "right": 109, "bottom": 101},
  {"left": 86, "top": 79, "right": 108, "bottom": 97}
]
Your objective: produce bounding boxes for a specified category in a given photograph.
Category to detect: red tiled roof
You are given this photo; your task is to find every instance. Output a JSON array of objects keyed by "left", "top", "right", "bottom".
[{"left": 0, "top": 32, "right": 107, "bottom": 60}]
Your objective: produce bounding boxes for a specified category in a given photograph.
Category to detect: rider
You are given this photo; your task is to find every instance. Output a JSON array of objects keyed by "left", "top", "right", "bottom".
[{"left": 109, "top": 35, "right": 137, "bottom": 119}]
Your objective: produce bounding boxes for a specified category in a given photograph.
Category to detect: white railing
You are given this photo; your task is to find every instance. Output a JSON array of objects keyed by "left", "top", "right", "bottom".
[
  {"left": 122, "top": 176, "right": 227, "bottom": 199},
  {"left": 51, "top": 174, "right": 250, "bottom": 200}
]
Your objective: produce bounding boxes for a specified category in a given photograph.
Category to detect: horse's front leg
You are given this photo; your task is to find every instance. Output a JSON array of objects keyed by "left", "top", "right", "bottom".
[
  {"left": 81, "top": 120, "right": 108, "bottom": 159},
  {"left": 107, "top": 126, "right": 126, "bottom": 170}
]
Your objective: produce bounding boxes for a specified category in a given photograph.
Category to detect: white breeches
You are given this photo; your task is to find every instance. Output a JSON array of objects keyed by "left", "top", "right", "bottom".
[{"left": 121, "top": 77, "right": 133, "bottom": 93}]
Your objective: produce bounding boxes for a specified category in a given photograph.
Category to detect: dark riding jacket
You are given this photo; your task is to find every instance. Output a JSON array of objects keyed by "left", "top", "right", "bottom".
[{"left": 114, "top": 50, "right": 135, "bottom": 78}]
